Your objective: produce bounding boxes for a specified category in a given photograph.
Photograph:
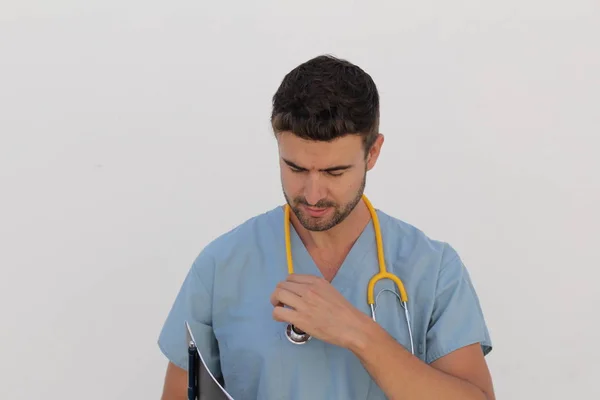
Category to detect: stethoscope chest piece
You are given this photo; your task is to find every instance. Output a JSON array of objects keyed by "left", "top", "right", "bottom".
[{"left": 285, "top": 323, "right": 311, "bottom": 345}]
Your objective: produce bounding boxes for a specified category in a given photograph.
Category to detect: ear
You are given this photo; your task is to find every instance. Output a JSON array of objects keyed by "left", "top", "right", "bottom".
[{"left": 366, "top": 134, "right": 384, "bottom": 171}]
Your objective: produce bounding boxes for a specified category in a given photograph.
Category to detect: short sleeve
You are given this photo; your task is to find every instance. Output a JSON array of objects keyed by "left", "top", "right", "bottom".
[
  {"left": 425, "top": 246, "right": 492, "bottom": 364},
  {"left": 157, "top": 250, "right": 221, "bottom": 377}
]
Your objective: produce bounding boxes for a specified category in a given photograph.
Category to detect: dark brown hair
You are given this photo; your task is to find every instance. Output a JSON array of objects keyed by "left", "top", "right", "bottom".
[{"left": 270, "top": 54, "right": 380, "bottom": 153}]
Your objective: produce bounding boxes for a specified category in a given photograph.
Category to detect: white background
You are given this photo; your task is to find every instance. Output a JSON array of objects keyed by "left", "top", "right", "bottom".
[{"left": 1, "top": 1, "right": 599, "bottom": 399}]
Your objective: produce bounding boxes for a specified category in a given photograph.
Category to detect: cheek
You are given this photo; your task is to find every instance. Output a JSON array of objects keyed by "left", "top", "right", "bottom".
[
  {"left": 330, "top": 175, "right": 361, "bottom": 199},
  {"left": 281, "top": 170, "right": 302, "bottom": 192}
]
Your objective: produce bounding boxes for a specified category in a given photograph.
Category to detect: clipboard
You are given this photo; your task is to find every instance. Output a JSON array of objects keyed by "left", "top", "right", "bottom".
[{"left": 185, "top": 321, "right": 233, "bottom": 400}]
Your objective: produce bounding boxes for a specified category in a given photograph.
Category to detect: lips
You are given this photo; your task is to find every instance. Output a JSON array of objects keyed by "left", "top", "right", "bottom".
[{"left": 304, "top": 205, "right": 329, "bottom": 217}]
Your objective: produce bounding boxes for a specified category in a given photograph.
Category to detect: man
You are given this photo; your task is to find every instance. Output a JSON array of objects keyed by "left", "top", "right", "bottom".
[{"left": 158, "top": 55, "right": 495, "bottom": 400}]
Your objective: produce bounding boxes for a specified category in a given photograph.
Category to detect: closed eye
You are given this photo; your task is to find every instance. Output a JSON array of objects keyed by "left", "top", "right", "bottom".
[
  {"left": 290, "top": 167, "right": 343, "bottom": 177},
  {"left": 282, "top": 158, "right": 351, "bottom": 176},
  {"left": 326, "top": 171, "right": 344, "bottom": 177}
]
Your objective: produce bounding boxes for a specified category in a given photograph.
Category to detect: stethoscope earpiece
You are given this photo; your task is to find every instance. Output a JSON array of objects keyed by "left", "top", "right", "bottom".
[{"left": 285, "top": 323, "right": 312, "bottom": 345}]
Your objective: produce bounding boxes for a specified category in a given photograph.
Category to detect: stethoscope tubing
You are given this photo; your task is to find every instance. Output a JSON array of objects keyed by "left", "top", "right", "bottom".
[{"left": 283, "top": 195, "right": 415, "bottom": 355}]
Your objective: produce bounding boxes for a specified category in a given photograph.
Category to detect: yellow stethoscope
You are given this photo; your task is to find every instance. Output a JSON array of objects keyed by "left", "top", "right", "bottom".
[{"left": 283, "top": 194, "right": 415, "bottom": 355}]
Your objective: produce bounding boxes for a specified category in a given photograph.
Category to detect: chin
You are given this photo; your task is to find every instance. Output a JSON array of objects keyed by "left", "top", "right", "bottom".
[{"left": 299, "top": 215, "right": 341, "bottom": 232}]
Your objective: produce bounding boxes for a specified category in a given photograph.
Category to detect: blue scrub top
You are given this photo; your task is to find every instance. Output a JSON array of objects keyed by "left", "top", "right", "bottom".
[{"left": 158, "top": 205, "right": 492, "bottom": 399}]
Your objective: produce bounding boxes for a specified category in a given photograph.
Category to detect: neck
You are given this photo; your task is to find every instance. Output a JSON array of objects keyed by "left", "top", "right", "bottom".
[{"left": 290, "top": 200, "right": 372, "bottom": 253}]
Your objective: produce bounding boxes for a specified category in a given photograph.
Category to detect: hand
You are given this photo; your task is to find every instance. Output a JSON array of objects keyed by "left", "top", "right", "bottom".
[{"left": 270, "top": 274, "right": 372, "bottom": 348}]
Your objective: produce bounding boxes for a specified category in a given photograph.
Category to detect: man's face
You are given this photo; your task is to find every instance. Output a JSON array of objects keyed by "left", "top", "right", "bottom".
[{"left": 277, "top": 132, "right": 383, "bottom": 232}]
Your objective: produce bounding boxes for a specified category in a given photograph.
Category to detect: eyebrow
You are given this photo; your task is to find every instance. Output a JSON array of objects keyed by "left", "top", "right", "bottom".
[{"left": 282, "top": 158, "right": 353, "bottom": 172}]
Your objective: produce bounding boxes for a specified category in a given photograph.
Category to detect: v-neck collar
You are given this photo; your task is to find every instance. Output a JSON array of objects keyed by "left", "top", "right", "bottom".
[{"left": 287, "top": 212, "right": 378, "bottom": 293}]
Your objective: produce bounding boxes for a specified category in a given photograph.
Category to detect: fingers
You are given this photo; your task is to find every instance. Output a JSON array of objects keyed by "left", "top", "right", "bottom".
[
  {"left": 272, "top": 304, "right": 297, "bottom": 323},
  {"left": 271, "top": 275, "right": 328, "bottom": 308},
  {"left": 276, "top": 281, "right": 306, "bottom": 296},
  {"left": 270, "top": 275, "right": 327, "bottom": 327},
  {"left": 286, "top": 273, "right": 323, "bottom": 284},
  {"left": 269, "top": 284, "right": 303, "bottom": 309}
]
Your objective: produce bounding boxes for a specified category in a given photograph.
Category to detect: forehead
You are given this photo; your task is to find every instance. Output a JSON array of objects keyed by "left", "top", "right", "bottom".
[{"left": 277, "top": 132, "right": 363, "bottom": 166}]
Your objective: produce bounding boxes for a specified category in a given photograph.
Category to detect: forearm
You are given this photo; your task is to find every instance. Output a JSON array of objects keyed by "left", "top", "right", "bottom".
[{"left": 348, "top": 319, "right": 488, "bottom": 400}]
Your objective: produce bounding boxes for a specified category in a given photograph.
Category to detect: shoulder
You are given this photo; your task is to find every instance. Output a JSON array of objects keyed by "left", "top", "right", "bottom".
[
  {"left": 204, "top": 205, "right": 283, "bottom": 256},
  {"left": 375, "top": 209, "right": 492, "bottom": 360},
  {"left": 190, "top": 205, "right": 284, "bottom": 273},
  {"left": 375, "top": 209, "right": 462, "bottom": 275}
]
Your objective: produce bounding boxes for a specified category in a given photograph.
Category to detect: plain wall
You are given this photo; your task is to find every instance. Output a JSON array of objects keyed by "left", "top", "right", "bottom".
[{"left": 1, "top": 1, "right": 599, "bottom": 398}]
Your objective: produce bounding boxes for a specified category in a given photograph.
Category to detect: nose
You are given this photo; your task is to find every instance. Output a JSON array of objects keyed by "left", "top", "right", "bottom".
[{"left": 303, "top": 174, "right": 326, "bottom": 206}]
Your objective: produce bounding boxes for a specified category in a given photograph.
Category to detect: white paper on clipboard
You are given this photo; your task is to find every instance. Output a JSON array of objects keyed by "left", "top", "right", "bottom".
[{"left": 185, "top": 321, "right": 234, "bottom": 400}]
